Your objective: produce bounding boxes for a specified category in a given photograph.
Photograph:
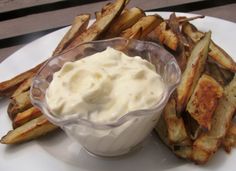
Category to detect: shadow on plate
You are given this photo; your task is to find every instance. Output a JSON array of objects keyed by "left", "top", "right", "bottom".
[{"left": 37, "top": 131, "right": 187, "bottom": 171}]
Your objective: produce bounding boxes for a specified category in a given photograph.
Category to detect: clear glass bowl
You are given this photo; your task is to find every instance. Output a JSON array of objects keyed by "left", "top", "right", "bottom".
[{"left": 30, "top": 38, "right": 181, "bottom": 157}]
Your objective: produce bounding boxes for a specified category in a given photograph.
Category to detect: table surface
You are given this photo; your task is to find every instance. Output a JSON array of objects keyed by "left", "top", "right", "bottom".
[{"left": 0, "top": 0, "right": 236, "bottom": 63}]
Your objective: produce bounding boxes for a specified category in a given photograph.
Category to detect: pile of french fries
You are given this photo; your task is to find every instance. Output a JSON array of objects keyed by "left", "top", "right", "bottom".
[{"left": 0, "top": 0, "right": 236, "bottom": 165}]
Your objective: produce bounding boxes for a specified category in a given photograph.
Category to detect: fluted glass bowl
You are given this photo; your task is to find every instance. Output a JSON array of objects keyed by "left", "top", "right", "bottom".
[{"left": 30, "top": 38, "right": 181, "bottom": 157}]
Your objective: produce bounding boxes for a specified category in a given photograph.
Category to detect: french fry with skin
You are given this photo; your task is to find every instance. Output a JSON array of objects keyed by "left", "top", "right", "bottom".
[
  {"left": 223, "top": 122, "right": 236, "bottom": 153},
  {"left": 0, "top": 115, "right": 57, "bottom": 144},
  {"left": 192, "top": 76, "right": 236, "bottom": 164},
  {"left": 163, "top": 98, "right": 190, "bottom": 145},
  {"left": 176, "top": 31, "right": 211, "bottom": 113},
  {"left": 67, "top": 0, "right": 127, "bottom": 49},
  {"left": 120, "top": 15, "right": 163, "bottom": 39},
  {"left": 104, "top": 7, "right": 145, "bottom": 38},
  {"left": 186, "top": 74, "right": 223, "bottom": 130},
  {"left": 182, "top": 22, "right": 236, "bottom": 72},
  {"left": 53, "top": 14, "right": 90, "bottom": 56},
  {"left": 13, "top": 107, "right": 42, "bottom": 129},
  {"left": 0, "top": 63, "right": 43, "bottom": 97},
  {"left": 8, "top": 91, "right": 32, "bottom": 120}
]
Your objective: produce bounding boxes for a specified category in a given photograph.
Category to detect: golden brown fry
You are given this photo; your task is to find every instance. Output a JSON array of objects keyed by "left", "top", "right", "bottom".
[
  {"left": 182, "top": 22, "right": 236, "bottom": 72},
  {"left": 177, "top": 32, "right": 211, "bottom": 113},
  {"left": 120, "top": 15, "right": 162, "bottom": 39},
  {"left": 155, "top": 21, "right": 179, "bottom": 51},
  {"left": 0, "top": 62, "right": 43, "bottom": 97},
  {"left": 187, "top": 74, "right": 223, "bottom": 130},
  {"left": 13, "top": 107, "right": 42, "bottom": 129},
  {"left": 53, "top": 14, "right": 90, "bottom": 56},
  {"left": 177, "top": 15, "right": 204, "bottom": 24},
  {"left": 0, "top": 115, "right": 57, "bottom": 144},
  {"left": 223, "top": 122, "right": 236, "bottom": 153},
  {"left": 192, "top": 76, "right": 236, "bottom": 164},
  {"left": 206, "top": 62, "right": 227, "bottom": 86},
  {"left": 67, "top": 0, "right": 127, "bottom": 49},
  {"left": 104, "top": 7, "right": 145, "bottom": 38},
  {"left": 8, "top": 91, "right": 32, "bottom": 120},
  {"left": 163, "top": 98, "right": 190, "bottom": 145},
  {"left": 11, "top": 76, "right": 33, "bottom": 98}
]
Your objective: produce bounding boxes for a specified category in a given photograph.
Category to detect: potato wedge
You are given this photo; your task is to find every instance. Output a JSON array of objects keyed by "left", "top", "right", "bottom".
[
  {"left": 223, "top": 122, "right": 236, "bottom": 153},
  {"left": 192, "top": 76, "right": 236, "bottom": 164},
  {"left": 8, "top": 91, "right": 32, "bottom": 120},
  {"left": 177, "top": 31, "right": 211, "bottom": 113},
  {"left": 104, "top": 7, "right": 145, "bottom": 38},
  {"left": 206, "top": 62, "right": 227, "bottom": 86},
  {"left": 187, "top": 74, "right": 223, "bottom": 130},
  {"left": 11, "top": 76, "right": 33, "bottom": 98},
  {"left": 53, "top": 14, "right": 90, "bottom": 56},
  {"left": 163, "top": 98, "right": 190, "bottom": 145},
  {"left": 120, "top": 15, "right": 162, "bottom": 39},
  {"left": 0, "top": 115, "right": 57, "bottom": 144},
  {"left": 154, "top": 21, "right": 179, "bottom": 51},
  {"left": 67, "top": 0, "right": 127, "bottom": 49},
  {"left": 13, "top": 107, "right": 42, "bottom": 128},
  {"left": 182, "top": 22, "right": 236, "bottom": 72},
  {"left": 0, "top": 63, "right": 43, "bottom": 97}
]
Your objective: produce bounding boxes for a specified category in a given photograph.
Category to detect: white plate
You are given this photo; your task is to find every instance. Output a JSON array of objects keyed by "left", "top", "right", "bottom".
[{"left": 0, "top": 12, "right": 235, "bottom": 171}]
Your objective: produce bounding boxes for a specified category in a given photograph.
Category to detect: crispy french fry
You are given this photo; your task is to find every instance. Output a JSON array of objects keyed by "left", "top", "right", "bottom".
[
  {"left": 163, "top": 98, "right": 190, "bottom": 145},
  {"left": 192, "top": 76, "right": 236, "bottom": 164},
  {"left": 177, "top": 32, "right": 211, "bottom": 113},
  {"left": 0, "top": 115, "right": 57, "bottom": 144},
  {"left": 186, "top": 74, "right": 223, "bottom": 130},
  {"left": 53, "top": 14, "right": 90, "bottom": 56},
  {"left": 67, "top": 0, "right": 127, "bottom": 49},
  {"left": 182, "top": 22, "right": 236, "bottom": 72},
  {"left": 154, "top": 21, "right": 179, "bottom": 51},
  {"left": 206, "top": 62, "right": 227, "bottom": 86},
  {"left": 223, "top": 122, "right": 236, "bottom": 153},
  {"left": 0, "top": 63, "right": 43, "bottom": 97},
  {"left": 13, "top": 107, "right": 42, "bottom": 129},
  {"left": 11, "top": 76, "right": 33, "bottom": 98},
  {"left": 8, "top": 91, "right": 32, "bottom": 120},
  {"left": 120, "top": 15, "right": 162, "bottom": 39},
  {"left": 104, "top": 7, "right": 145, "bottom": 38}
]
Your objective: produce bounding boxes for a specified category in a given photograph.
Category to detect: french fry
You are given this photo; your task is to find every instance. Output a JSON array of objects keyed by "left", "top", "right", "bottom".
[
  {"left": 206, "top": 62, "right": 227, "bottom": 86},
  {"left": 8, "top": 91, "right": 32, "bottom": 120},
  {"left": 104, "top": 7, "right": 145, "bottom": 38},
  {"left": 67, "top": 0, "right": 127, "bottom": 49},
  {"left": 120, "top": 15, "right": 163, "bottom": 39},
  {"left": 0, "top": 115, "right": 57, "bottom": 144},
  {"left": 154, "top": 21, "right": 179, "bottom": 51},
  {"left": 0, "top": 63, "right": 43, "bottom": 97},
  {"left": 176, "top": 32, "right": 211, "bottom": 113},
  {"left": 192, "top": 76, "right": 236, "bottom": 164},
  {"left": 163, "top": 98, "right": 190, "bottom": 145},
  {"left": 223, "top": 122, "right": 236, "bottom": 153},
  {"left": 52, "top": 14, "right": 90, "bottom": 56},
  {"left": 182, "top": 22, "right": 236, "bottom": 72},
  {"left": 186, "top": 74, "right": 223, "bottom": 130},
  {"left": 11, "top": 76, "right": 33, "bottom": 98},
  {"left": 13, "top": 107, "right": 42, "bottom": 129}
]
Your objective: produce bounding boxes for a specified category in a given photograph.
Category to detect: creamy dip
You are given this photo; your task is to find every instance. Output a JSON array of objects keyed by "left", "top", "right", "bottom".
[{"left": 46, "top": 47, "right": 164, "bottom": 123}]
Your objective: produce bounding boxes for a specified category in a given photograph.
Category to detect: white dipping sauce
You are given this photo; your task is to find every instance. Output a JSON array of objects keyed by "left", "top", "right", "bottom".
[{"left": 46, "top": 47, "right": 165, "bottom": 156}]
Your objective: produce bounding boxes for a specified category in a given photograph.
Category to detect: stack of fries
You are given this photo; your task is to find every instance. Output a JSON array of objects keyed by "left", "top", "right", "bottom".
[{"left": 0, "top": 0, "right": 235, "bottom": 165}]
